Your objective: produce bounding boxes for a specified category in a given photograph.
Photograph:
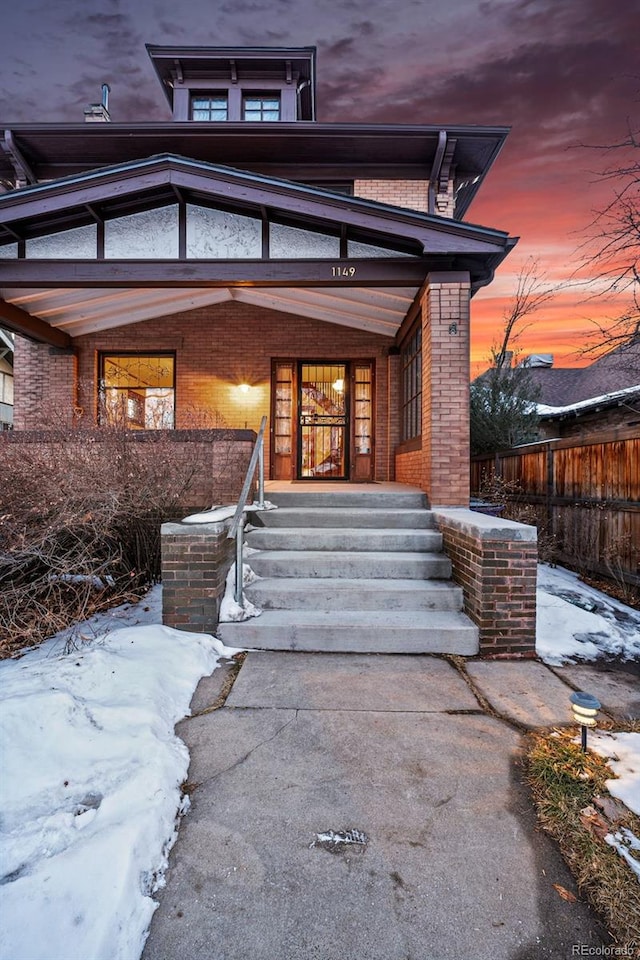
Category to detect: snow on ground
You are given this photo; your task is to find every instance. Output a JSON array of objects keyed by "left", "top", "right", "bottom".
[
  {"left": 0, "top": 588, "right": 239, "bottom": 960},
  {"left": 589, "top": 730, "right": 640, "bottom": 882},
  {"left": 1, "top": 564, "right": 639, "bottom": 959},
  {"left": 536, "top": 563, "right": 640, "bottom": 665}
]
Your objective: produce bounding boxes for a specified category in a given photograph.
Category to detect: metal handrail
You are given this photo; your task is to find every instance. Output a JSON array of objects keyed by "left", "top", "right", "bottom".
[{"left": 227, "top": 415, "right": 267, "bottom": 604}]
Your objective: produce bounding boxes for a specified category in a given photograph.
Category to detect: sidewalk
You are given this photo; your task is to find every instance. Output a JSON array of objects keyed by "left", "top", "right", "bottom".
[{"left": 142, "top": 653, "right": 638, "bottom": 960}]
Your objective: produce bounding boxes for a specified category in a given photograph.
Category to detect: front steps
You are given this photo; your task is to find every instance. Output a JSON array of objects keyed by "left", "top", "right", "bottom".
[{"left": 216, "top": 488, "right": 479, "bottom": 655}]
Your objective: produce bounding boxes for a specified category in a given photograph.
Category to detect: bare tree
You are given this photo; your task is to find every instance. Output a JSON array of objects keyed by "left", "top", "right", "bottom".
[
  {"left": 493, "top": 258, "right": 559, "bottom": 369},
  {"left": 471, "top": 259, "right": 558, "bottom": 455},
  {"left": 577, "top": 120, "right": 640, "bottom": 359}
]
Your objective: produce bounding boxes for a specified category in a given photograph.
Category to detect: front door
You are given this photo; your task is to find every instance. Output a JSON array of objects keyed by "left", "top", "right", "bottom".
[
  {"left": 271, "top": 359, "right": 374, "bottom": 481},
  {"left": 298, "top": 362, "right": 348, "bottom": 479}
]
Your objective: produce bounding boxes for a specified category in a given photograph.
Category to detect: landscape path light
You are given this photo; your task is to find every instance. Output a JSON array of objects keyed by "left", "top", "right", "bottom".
[{"left": 570, "top": 691, "right": 601, "bottom": 752}]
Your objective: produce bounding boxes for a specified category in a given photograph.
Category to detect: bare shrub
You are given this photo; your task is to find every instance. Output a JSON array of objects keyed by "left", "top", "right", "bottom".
[
  {"left": 477, "top": 470, "right": 559, "bottom": 564},
  {"left": 0, "top": 419, "right": 242, "bottom": 658}
]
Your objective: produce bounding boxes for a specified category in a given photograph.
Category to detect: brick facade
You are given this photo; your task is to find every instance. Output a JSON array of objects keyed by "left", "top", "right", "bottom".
[
  {"left": 15, "top": 300, "right": 395, "bottom": 481},
  {"left": 15, "top": 278, "right": 475, "bottom": 499},
  {"left": 434, "top": 509, "right": 538, "bottom": 658}
]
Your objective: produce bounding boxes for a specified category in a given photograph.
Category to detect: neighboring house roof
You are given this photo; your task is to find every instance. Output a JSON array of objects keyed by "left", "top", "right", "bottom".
[
  {"left": 526, "top": 338, "right": 640, "bottom": 408},
  {"left": 537, "top": 383, "right": 640, "bottom": 419}
]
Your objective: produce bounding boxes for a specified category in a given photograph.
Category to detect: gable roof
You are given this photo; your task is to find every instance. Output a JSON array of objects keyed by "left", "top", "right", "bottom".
[{"left": 0, "top": 154, "right": 516, "bottom": 345}]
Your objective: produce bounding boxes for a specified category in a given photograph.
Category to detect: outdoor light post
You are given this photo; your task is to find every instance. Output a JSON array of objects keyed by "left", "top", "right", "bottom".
[{"left": 570, "top": 691, "right": 601, "bottom": 752}]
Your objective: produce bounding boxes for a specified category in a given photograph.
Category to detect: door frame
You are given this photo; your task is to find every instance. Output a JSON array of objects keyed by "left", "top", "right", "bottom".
[{"left": 270, "top": 358, "right": 375, "bottom": 481}]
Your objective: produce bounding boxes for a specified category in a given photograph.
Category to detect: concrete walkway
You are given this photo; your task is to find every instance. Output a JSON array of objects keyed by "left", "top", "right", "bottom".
[{"left": 143, "top": 653, "right": 638, "bottom": 960}]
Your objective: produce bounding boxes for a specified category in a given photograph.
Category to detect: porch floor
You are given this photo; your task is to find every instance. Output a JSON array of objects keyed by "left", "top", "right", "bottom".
[{"left": 264, "top": 480, "right": 425, "bottom": 495}]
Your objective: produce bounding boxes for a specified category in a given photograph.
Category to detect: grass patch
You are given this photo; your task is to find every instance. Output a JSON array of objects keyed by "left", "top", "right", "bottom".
[{"left": 526, "top": 725, "right": 640, "bottom": 949}]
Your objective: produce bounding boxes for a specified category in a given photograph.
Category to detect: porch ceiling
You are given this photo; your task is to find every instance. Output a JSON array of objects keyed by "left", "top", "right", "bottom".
[{"left": 1, "top": 284, "right": 418, "bottom": 338}]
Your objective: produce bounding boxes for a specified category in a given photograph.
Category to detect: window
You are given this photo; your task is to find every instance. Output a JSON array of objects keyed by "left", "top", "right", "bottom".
[
  {"left": 401, "top": 323, "right": 422, "bottom": 441},
  {"left": 243, "top": 93, "right": 280, "bottom": 121},
  {"left": 191, "top": 93, "right": 228, "bottom": 121},
  {"left": 100, "top": 354, "right": 175, "bottom": 429}
]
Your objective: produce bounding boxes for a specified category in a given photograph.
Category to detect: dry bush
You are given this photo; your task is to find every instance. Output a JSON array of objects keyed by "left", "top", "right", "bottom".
[
  {"left": 477, "top": 470, "right": 559, "bottom": 564},
  {"left": 0, "top": 421, "right": 237, "bottom": 658}
]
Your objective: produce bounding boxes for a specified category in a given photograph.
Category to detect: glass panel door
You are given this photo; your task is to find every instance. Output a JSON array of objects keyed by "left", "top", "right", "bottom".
[
  {"left": 272, "top": 362, "right": 294, "bottom": 479},
  {"left": 352, "top": 362, "right": 373, "bottom": 481},
  {"left": 298, "top": 363, "right": 348, "bottom": 479}
]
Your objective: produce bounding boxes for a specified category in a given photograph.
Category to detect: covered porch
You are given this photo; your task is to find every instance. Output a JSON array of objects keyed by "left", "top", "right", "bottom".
[{"left": 0, "top": 154, "right": 516, "bottom": 507}]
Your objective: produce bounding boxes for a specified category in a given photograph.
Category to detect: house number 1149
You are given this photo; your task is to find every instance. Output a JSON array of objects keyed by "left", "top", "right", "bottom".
[{"left": 331, "top": 265, "right": 357, "bottom": 277}]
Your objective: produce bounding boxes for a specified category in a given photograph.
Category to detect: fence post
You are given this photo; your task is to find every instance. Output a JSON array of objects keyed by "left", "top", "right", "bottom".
[{"left": 546, "top": 444, "right": 555, "bottom": 543}]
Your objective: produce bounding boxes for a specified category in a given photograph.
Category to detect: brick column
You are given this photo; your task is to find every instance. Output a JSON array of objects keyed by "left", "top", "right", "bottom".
[
  {"left": 13, "top": 336, "right": 77, "bottom": 430},
  {"left": 161, "top": 520, "right": 235, "bottom": 633},
  {"left": 421, "top": 272, "right": 471, "bottom": 507}
]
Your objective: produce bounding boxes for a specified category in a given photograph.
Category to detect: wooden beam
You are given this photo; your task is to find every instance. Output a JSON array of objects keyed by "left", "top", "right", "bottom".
[
  {"left": 0, "top": 258, "right": 432, "bottom": 288},
  {"left": 1, "top": 130, "right": 36, "bottom": 186},
  {"left": 0, "top": 297, "right": 71, "bottom": 347}
]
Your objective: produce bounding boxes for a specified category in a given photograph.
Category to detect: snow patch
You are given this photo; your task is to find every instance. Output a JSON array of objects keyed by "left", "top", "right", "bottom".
[
  {"left": 0, "top": 596, "right": 236, "bottom": 960},
  {"left": 218, "top": 562, "right": 262, "bottom": 623},
  {"left": 536, "top": 564, "right": 640, "bottom": 664}
]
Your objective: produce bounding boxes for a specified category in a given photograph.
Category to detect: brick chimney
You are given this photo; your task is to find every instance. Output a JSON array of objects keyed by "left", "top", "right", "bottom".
[{"left": 84, "top": 83, "right": 111, "bottom": 122}]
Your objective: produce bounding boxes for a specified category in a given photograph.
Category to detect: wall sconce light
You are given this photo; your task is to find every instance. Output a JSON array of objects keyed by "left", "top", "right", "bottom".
[
  {"left": 332, "top": 378, "right": 344, "bottom": 393},
  {"left": 238, "top": 383, "right": 251, "bottom": 394},
  {"left": 570, "top": 691, "right": 601, "bottom": 752}
]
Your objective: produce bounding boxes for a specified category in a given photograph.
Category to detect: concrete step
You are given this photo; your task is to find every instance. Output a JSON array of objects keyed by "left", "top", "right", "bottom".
[
  {"left": 245, "top": 527, "right": 443, "bottom": 553},
  {"left": 249, "top": 550, "right": 452, "bottom": 580},
  {"left": 265, "top": 490, "right": 428, "bottom": 509},
  {"left": 217, "top": 609, "right": 479, "bottom": 655},
  {"left": 254, "top": 507, "right": 437, "bottom": 529},
  {"left": 246, "top": 577, "right": 464, "bottom": 611}
]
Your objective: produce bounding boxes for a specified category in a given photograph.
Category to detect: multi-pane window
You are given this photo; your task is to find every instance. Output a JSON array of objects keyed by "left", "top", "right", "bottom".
[
  {"left": 191, "top": 93, "right": 228, "bottom": 121},
  {"left": 243, "top": 93, "right": 280, "bottom": 121},
  {"left": 401, "top": 323, "right": 422, "bottom": 441},
  {"left": 100, "top": 354, "right": 175, "bottom": 429}
]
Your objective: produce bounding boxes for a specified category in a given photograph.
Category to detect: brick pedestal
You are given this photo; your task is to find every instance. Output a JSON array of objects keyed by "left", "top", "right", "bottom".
[
  {"left": 434, "top": 509, "right": 538, "bottom": 658},
  {"left": 161, "top": 520, "right": 235, "bottom": 633}
]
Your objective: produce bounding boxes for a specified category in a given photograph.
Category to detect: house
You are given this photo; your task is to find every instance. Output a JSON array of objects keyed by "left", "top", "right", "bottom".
[
  {"left": 0, "top": 44, "right": 538, "bottom": 657},
  {"left": 525, "top": 340, "right": 640, "bottom": 439},
  {"left": 0, "top": 329, "right": 13, "bottom": 430}
]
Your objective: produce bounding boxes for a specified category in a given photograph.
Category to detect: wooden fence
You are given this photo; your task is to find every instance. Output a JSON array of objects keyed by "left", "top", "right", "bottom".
[{"left": 471, "top": 426, "right": 640, "bottom": 586}]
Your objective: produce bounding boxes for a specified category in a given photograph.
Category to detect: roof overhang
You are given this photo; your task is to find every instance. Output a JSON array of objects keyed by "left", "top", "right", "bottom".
[
  {"left": 0, "top": 123, "right": 509, "bottom": 218},
  {"left": 0, "top": 154, "right": 516, "bottom": 345}
]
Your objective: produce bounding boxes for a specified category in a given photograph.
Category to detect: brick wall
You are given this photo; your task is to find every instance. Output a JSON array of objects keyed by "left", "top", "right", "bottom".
[
  {"left": 162, "top": 520, "right": 235, "bottom": 632},
  {"left": 13, "top": 338, "right": 78, "bottom": 430},
  {"left": 1, "top": 429, "right": 254, "bottom": 512},
  {"left": 395, "top": 447, "right": 422, "bottom": 487},
  {"left": 434, "top": 508, "right": 538, "bottom": 658},
  {"left": 353, "top": 180, "right": 430, "bottom": 213},
  {"left": 352, "top": 179, "right": 455, "bottom": 216}
]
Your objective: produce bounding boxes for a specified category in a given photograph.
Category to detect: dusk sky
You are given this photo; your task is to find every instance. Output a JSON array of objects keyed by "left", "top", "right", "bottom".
[{"left": 1, "top": 0, "right": 637, "bottom": 372}]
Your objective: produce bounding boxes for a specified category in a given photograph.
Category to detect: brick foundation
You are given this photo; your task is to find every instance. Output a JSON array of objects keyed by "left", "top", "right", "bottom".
[
  {"left": 161, "top": 520, "right": 235, "bottom": 632},
  {"left": 433, "top": 508, "right": 538, "bottom": 658}
]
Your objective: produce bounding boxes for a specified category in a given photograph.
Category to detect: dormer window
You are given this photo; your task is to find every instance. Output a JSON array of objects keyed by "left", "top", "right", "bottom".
[
  {"left": 191, "top": 93, "right": 228, "bottom": 121},
  {"left": 243, "top": 93, "right": 281, "bottom": 122}
]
